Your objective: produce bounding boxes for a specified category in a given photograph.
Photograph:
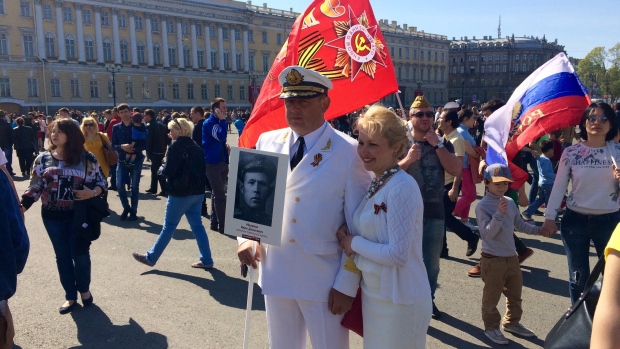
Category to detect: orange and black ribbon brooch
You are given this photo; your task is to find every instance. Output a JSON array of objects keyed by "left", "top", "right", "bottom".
[{"left": 374, "top": 203, "right": 387, "bottom": 214}]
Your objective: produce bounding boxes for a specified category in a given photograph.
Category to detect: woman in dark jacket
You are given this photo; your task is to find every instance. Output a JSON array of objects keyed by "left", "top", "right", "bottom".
[
  {"left": 0, "top": 160, "right": 29, "bottom": 349},
  {"left": 12, "top": 117, "right": 36, "bottom": 177},
  {"left": 132, "top": 118, "right": 214, "bottom": 269}
]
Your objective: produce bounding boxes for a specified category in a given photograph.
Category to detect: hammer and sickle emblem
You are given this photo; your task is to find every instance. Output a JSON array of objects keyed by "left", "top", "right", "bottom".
[{"left": 355, "top": 34, "right": 370, "bottom": 53}]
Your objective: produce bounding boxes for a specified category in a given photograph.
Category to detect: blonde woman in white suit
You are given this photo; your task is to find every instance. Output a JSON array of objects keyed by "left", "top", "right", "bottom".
[
  {"left": 237, "top": 66, "right": 371, "bottom": 349},
  {"left": 338, "top": 105, "right": 432, "bottom": 348}
]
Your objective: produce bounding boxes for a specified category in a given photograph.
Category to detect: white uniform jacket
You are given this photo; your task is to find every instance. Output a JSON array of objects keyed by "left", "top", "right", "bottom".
[{"left": 241, "top": 124, "right": 371, "bottom": 302}]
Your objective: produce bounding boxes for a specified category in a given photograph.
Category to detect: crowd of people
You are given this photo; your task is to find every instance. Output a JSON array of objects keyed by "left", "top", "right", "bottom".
[{"left": 2, "top": 62, "right": 620, "bottom": 348}]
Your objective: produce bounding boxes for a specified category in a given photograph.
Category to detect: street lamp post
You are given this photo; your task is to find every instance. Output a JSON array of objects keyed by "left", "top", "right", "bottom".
[
  {"left": 249, "top": 71, "right": 259, "bottom": 111},
  {"left": 36, "top": 57, "right": 49, "bottom": 116},
  {"left": 604, "top": 72, "right": 610, "bottom": 103},
  {"left": 105, "top": 63, "right": 121, "bottom": 107},
  {"left": 415, "top": 81, "right": 423, "bottom": 96}
]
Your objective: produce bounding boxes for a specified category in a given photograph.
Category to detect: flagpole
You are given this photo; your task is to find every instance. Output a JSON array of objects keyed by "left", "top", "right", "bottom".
[
  {"left": 243, "top": 242, "right": 257, "bottom": 349},
  {"left": 395, "top": 91, "right": 407, "bottom": 119}
]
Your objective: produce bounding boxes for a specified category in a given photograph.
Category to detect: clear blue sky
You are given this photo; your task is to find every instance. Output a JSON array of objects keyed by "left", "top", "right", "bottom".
[{"left": 260, "top": 0, "right": 617, "bottom": 59}]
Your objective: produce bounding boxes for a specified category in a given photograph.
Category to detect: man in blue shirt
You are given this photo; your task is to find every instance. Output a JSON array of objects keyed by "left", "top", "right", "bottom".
[
  {"left": 202, "top": 98, "right": 228, "bottom": 233},
  {"left": 112, "top": 103, "right": 146, "bottom": 221}
]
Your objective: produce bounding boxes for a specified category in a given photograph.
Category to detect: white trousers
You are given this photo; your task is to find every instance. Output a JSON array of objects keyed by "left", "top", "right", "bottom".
[{"left": 265, "top": 295, "right": 349, "bottom": 349}]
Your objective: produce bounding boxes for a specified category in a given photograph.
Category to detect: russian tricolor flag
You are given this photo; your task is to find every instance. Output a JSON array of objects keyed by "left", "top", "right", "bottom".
[{"left": 484, "top": 52, "right": 590, "bottom": 170}]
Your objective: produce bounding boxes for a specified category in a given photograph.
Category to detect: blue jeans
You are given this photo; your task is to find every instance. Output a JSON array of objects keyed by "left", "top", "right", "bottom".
[
  {"left": 43, "top": 218, "right": 91, "bottom": 301},
  {"left": 109, "top": 163, "right": 117, "bottom": 188},
  {"left": 526, "top": 153, "right": 539, "bottom": 203},
  {"left": 146, "top": 194, "right": 214, "bottom": 265},
  {"left": 116, "top": 156, "right": 143, "bottom": 214},
  {"left": 1, "top": 146, "right": 13, "bottom": 174},
  {"left": 422, "top": 218, "right": 444, "bottom": 300},
  {"left": 560, "top": 208, "right": 620, "bottom": 303},
  {"left": 524, "top": 183, "right": 553, "bottom": 217}
]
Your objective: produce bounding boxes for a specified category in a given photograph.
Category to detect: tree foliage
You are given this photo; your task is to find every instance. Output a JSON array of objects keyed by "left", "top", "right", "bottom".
[{"left": 577, "top": 45, "right": 620, "bottom": 102}]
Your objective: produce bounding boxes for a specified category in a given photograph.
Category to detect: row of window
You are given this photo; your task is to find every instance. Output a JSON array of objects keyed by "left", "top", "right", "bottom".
[
  {"left": 451, "top": 78, "right": 506, "bottom": 87},
  {"left": 456, "top": 53, "right": 549, "bottom": 63},
  {"left": 0, "top": 76, "right": 247, "bottom": 101},
  {"left": 396, "top": 66, "right": 445, "bottom": 83},
  {"left": 16, "top": 1, "right": 279, "bottom": 45},
  {"left": 385, "top": 90, "right": 445, "bottom": 106},
  {"left": 2, "top": 32, "right": 271, "bottom": 71},
  {"left": 452, "top": 63, "right": 538, "bottom": 75},
  {"left": 391, "top": 46, "right": 446, "bottom": 62}
]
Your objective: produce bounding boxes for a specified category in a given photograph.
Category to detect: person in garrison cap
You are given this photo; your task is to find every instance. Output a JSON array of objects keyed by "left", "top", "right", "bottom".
[
  {"left": 400, "top": 94, "right": 462, "bottom": 320},
  {"left": 233, "top": 154, "right": 275, "bottom": 226},
  {"left": 237, "top": 66, "right": 371, "bottom": 349}
]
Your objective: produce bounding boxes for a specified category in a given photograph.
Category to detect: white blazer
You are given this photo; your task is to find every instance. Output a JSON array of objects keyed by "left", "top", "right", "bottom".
[{"left": 241, "top": 124, "right": 371, "bottom": 302}]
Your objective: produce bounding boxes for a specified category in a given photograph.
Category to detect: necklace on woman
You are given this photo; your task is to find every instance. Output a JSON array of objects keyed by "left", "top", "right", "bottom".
[{"left": 366, "top": 165, "right": 400, "bottom": 199}]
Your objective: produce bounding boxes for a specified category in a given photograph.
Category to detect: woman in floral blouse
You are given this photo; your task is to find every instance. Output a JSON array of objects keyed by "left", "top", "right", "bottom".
[
  {"left": 543, "top": 102, "right": 620, "bottom": 303},
  {"left": 21, "top": 118, "right": 107, "bottom": 314}
]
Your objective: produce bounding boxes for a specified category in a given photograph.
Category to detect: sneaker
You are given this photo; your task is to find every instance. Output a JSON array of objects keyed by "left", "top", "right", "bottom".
[
  {"left": 191, "top": 261, "right": 214, "bottom": 269},
  {"left": 464, "top": 222, "right": 479, "bottom": 231},
  {"left": 590, "top": 240, "right": 595, "bottom": 247},
  {"left": 532, "top": 209, "right": 544, "bottom": 216},
  {"left": 521, "top": 212, "right": 533, "bottom": 222},
  {"left": 484, "top": 329, "right": 509, "bottom": 345},
  {"left": 518, "top": 248, "right": 534, "bottom": 264},
  {"left": 467, "top": 264, "right": 481, "bottom": 277},
  {"left": 120, "top": 208, "right": 130, "bottom": 221},
  {"left": 431, "top": 301, "right": 442, "bottom": 320},
  {"left": 132, "top": 253, "right": 154, "bottom": 267},
  {"left": 466, "top": 236, "right": 479, "bottom": 257},
  {"left": 503, "top": 323, "right": 536, "bottom": 337}
]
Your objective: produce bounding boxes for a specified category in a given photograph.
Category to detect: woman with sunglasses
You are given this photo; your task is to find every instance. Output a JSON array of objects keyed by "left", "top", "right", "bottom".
[
  {"left": 542, "top": 102, "right": 620, "bottom": 304},
  {"left": 81, "top": 116, "right": 111, "bottom": 179}
]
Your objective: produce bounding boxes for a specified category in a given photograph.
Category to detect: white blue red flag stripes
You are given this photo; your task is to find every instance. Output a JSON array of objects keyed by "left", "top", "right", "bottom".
[{"left": 484, "top": 52, "right": 590, "bottom": 167}]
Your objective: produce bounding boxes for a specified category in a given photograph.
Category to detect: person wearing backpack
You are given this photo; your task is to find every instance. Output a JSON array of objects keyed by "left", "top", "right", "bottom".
[{"left": 132, "top": 118, "right": 214, "bottom": 269}]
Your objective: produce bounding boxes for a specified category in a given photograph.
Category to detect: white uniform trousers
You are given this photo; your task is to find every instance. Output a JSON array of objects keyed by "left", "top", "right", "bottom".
[{"left": 265, "top": 295, "right": 349, "bottom": 349}]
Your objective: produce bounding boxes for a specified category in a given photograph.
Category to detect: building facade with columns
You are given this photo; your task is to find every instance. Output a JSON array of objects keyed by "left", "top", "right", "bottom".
[
  {"left": 0, "top": 0, "right": 296, "bottom": 114},
  {"left": 448, "top": 34, "right": 565, "bottom": 106},
  {"left": 378, "top": 20, "right": 449, "bottom": 109},
  {"left": 0, "top": 0, "right": 450, "bottom": 115}
]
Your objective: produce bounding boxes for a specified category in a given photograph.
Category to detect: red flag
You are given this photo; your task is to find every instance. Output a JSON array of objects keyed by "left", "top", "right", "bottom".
[{"left": 239, "top": 0, "right": 398, "bottom": 148}]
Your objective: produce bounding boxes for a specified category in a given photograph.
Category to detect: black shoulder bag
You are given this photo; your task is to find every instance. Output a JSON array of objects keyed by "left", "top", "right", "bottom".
[{"left": 544, "top": 255, "right": 605, "bottom": 349}]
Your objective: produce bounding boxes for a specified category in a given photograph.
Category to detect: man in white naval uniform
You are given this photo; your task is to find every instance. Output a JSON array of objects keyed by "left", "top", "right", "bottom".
[{"left": 237, "top": 66, "right": 371, "bottom": 349}]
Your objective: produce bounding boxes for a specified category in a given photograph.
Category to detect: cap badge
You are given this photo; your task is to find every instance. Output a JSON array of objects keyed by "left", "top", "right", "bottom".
[
  {"left": 286, "top": 69, "right": 304, "bottom": 86},
  {"left": 311, "top": 153, "right": 323, "bottom": 167}
]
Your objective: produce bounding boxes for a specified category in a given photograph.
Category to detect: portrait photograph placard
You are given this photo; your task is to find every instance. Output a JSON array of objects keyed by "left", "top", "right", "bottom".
[{"left": 224, "top": 147, "right": 288, "bottom": 246}]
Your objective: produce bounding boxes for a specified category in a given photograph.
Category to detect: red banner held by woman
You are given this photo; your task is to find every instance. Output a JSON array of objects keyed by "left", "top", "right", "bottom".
[{"left": 239, "top": 0, "right": 398, "bottom": 148}]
